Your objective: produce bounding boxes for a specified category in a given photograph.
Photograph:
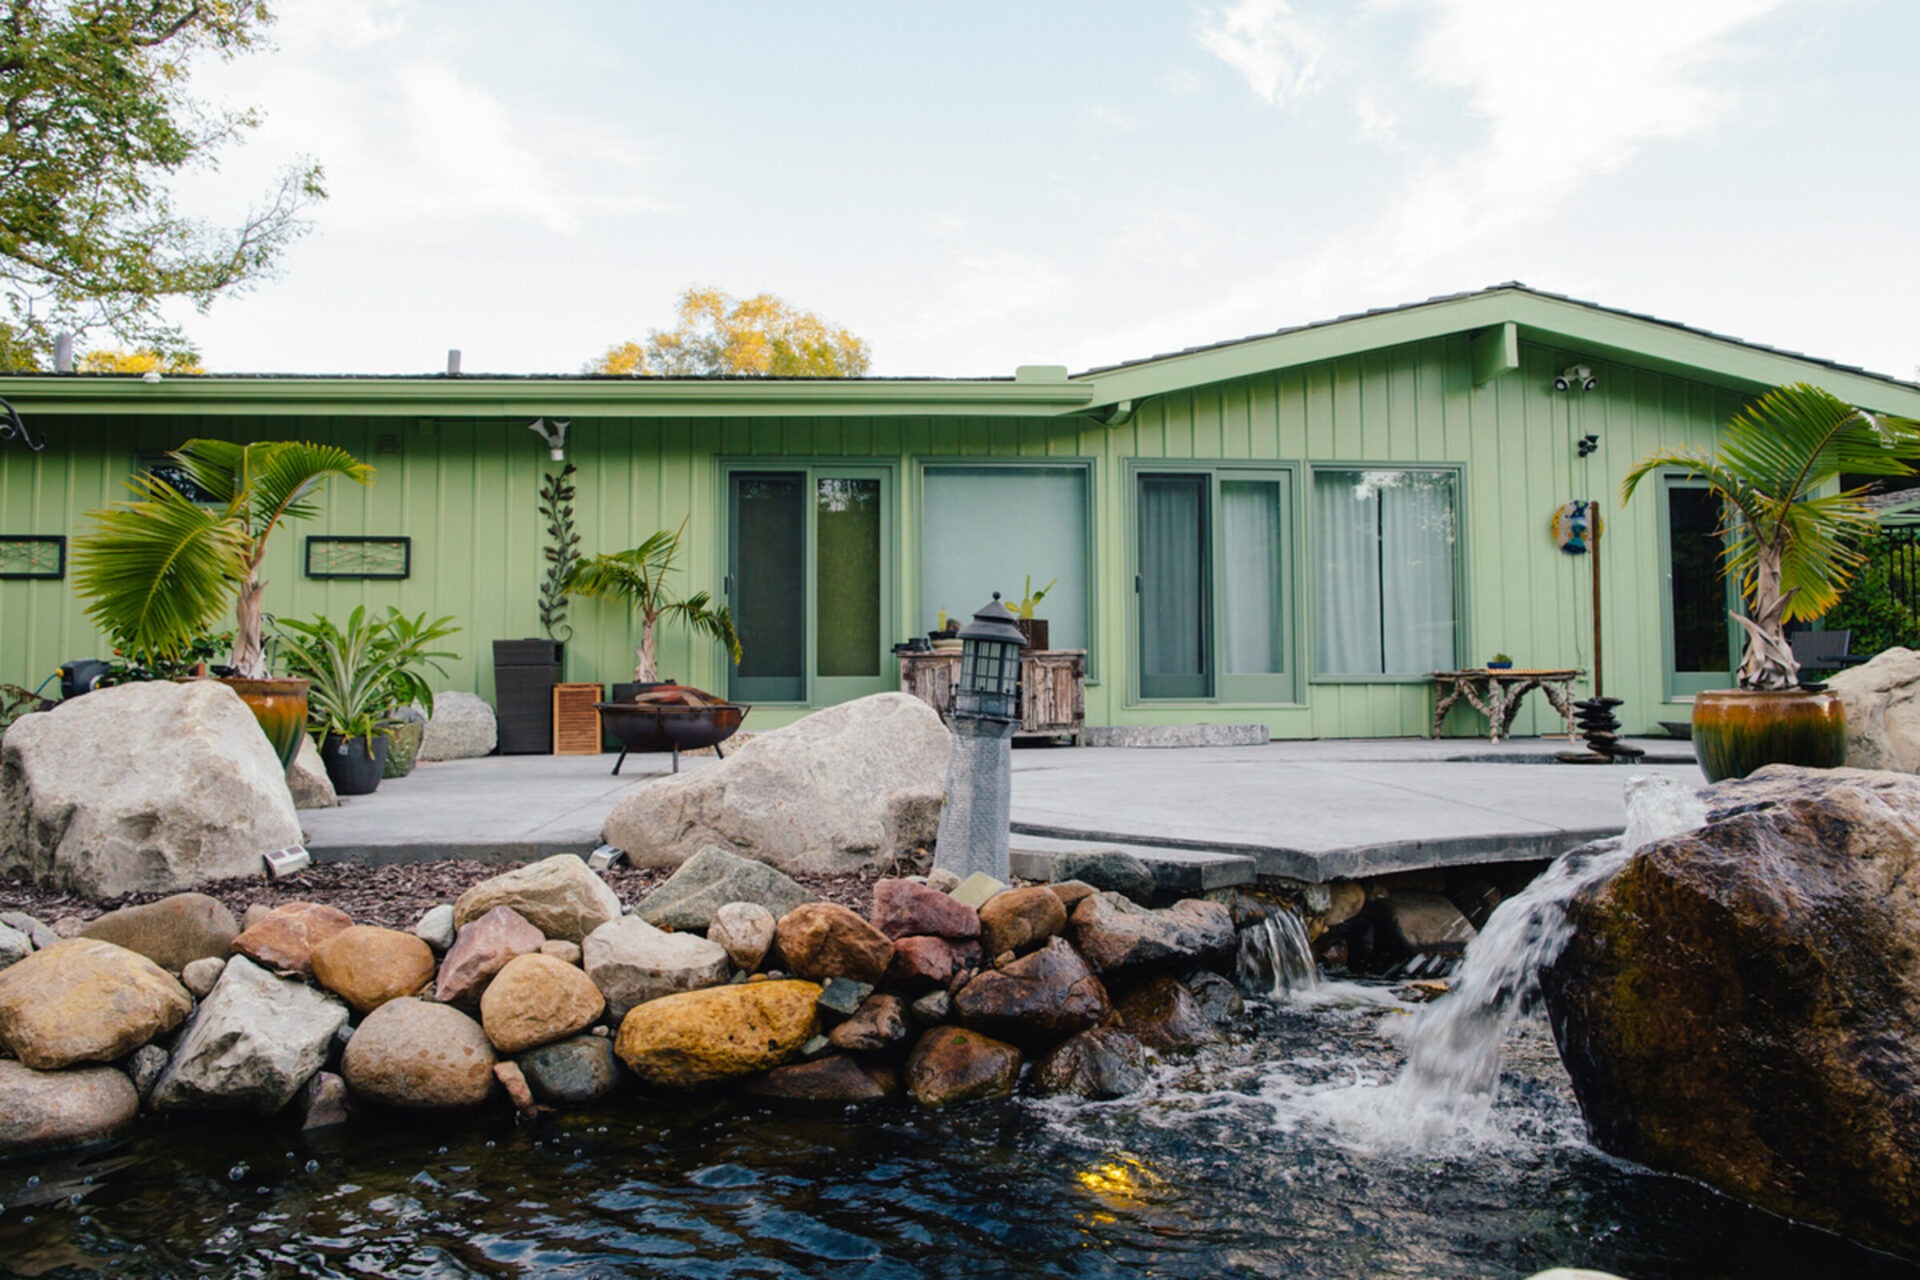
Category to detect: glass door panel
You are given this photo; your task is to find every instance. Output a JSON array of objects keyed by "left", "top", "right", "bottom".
[
  {"left": 1216, "top": 476, "right": 1293, "bottom": 702},
  {"left": 729, "top": 472, "right": 805, "bottom": 702},
  {"left": 1139, "top": 474, "right": 1210, "bottom": 699},
  {"left": 1665, "top": 481, "right": 1736, "bottom": 698},
  {"left": 814, "top": 474, "right": 889, "bottom": 702}
]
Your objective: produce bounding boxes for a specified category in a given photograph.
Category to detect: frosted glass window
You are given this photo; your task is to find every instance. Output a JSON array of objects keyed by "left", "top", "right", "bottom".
[
  {"left": 1314, "top": 469, "right": 1459, "bottom": 676},
  {"left": 921, "top": 467, "right": 1088, "bottom": 651}
]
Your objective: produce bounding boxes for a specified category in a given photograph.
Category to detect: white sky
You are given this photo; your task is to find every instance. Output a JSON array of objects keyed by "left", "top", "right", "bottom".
[{"left": 157, "top": 0, "right": 1920, "bottom": 383}]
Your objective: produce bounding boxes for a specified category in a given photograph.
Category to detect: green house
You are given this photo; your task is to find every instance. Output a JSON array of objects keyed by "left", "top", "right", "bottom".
[{"left": 5, "top": 284, "right": 1918, "bottom": 738}]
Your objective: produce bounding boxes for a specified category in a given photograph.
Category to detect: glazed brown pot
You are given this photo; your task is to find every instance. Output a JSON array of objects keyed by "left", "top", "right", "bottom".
[
  {"left": 221, "top": 677, "right": 311, "bottom": 770},
  {"left": 1691, "top": 687, "right": 1846, "bottom": 783}
]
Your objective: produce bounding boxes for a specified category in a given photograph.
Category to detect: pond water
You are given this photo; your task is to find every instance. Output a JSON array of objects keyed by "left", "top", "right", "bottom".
[{"left": 1, "top": 985, "right": 1912, "bottom": 1280}]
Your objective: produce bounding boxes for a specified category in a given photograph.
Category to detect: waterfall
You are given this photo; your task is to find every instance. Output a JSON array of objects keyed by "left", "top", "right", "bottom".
[{"left": 1237, "top": 906, "right": 1319, "bottom": 999}]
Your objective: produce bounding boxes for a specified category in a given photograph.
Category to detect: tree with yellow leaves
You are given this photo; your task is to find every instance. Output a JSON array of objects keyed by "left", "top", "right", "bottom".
[
  {"left": 585, "top": 286, "right": 871, "bottom": 378},
  {"left": 76, "top": 348, "right": 205, "bottom": 375}
]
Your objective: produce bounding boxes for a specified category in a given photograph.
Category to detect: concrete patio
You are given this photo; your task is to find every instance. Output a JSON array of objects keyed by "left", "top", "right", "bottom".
[{"left": 299, "top": 735, "right": 1699, "bottom": 888}]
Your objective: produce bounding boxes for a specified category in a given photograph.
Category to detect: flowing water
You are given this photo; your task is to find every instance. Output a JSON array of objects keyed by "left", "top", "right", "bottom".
[{"left": 4, "top": 806, "right": 1914, "bottom": 1278}]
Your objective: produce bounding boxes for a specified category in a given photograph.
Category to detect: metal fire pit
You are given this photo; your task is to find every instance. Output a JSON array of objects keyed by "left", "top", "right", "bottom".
[{"left": 595, "top": 701, "right": 751, "bottom": 775}]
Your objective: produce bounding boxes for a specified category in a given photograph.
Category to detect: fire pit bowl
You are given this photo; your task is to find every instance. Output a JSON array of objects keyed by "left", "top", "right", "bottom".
[{"left": 596, "top": 701, "right": 751, "bottom": 775}]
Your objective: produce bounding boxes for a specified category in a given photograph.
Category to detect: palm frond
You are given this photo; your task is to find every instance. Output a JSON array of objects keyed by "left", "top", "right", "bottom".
[{"left": 72, "top": 480, "right": 249, "bottom": 665}]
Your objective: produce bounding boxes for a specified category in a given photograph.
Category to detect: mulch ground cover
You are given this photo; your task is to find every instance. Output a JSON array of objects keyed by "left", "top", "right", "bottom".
[{"left": 0, "top": 855, "right": 923, "bottom": 932}]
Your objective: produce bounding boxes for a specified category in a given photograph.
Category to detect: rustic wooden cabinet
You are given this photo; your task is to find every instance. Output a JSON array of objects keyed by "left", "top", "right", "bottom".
[{"left": 899, "top": 649, "right": 1086, "bottom": 742}]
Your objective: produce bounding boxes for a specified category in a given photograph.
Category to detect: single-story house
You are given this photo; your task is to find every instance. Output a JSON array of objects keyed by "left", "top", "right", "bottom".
[{"left": 4, "top": 283, "right": 1918, "bottom": 738}]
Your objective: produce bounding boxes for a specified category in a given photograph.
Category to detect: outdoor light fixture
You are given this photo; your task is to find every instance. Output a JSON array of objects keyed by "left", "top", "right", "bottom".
[
  {"left": 528, "top": 417, "right": 570, "bottom": 461},
  {"left": 1553, "top": 365, "right": 1598, "bottom": 393},
  {"left": 0, "top": 397, "right": 45, "bottom": 452},
  {"left": 934, "top": 593, "right": 1030, "bottom": 882}
]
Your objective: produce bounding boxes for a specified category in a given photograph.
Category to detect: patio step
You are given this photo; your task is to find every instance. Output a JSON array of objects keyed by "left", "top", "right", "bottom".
[{"left": 1009, "top": 834, "right": 1257, "bottom": 895}]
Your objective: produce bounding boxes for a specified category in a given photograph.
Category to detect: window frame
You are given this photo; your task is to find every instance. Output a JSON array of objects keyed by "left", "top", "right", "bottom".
[{"left": 1657, "top": 471, "right": 1740, "bottom": 701}]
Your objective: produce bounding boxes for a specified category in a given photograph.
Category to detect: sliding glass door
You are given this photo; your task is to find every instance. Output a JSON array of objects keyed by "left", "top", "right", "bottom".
[
  {"left": 727, "top": 465, "right": 892, "bottom": 705},
  {"left": 1661, "top": 477, "right": 1737, "bottom": 698}
]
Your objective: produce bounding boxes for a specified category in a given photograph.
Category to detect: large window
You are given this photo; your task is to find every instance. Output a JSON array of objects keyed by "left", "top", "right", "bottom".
[
  {"left": 1312, "top": 468, "right": 1460, "bottom": 677},
  {"left": 1135, "top": 466, "right": 1295, "bottom": 702},
  {"left": 921, "top": 464, "right": 1089, "bottom": 657}
]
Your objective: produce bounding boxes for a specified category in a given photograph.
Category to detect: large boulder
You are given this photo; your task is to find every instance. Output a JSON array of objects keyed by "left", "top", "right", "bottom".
[
  {"left": 418, "top": 691, "right": 496, "bottom": 761},
  {"left": 78, "top": 892, "right": 238, "bottom": 973},
  {"left": 614, "top": 979, "right": 821, "bottom": 1090},
  {"left": 286, "top": 734, "right": 338, "bottom": 809},
  {"left": 632, "top": 846, "right": 815, "bottom": 931},
  {"left": 601, "top": 693, "right": 949, "bottom": 874},
  {"left": 149, "top": 955, "right": 350, "bottom": 1114},
  {"left": 0, "top": 1060, "right": 139, "bottom": 1156},
  {"left": 341, "top": 997, "right": 497, "bottom": 1108},
  {"left": 583, "top": 916, "right": 733, "bottom": 1020},
  {"left": 0, "top": 939, "right": 192, "bottom": 1070},
  {"left": 0, "top": 680, "right": 301, "bottom": 896},
  {"left": 453, "top": 854, "right": 622, "bottom": 943},
  {"left": 1542, "top": 765, "right": 1920, "bottom": 1261},
  {"left": 1828, "top": 647, "right": 1920, "bottom": 773}
]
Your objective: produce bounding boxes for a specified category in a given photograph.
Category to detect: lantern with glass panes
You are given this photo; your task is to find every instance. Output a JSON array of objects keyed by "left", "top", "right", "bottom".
[{"left": 953, "top": 593, "right": 1029, "bottom": 723}]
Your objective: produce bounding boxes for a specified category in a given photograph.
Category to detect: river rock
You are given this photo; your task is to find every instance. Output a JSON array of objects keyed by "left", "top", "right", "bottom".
[
  {"left": 541, "top": 939, "right": 582, "bottom": 965},
  {"left": 1070, "top": 893, "right": 1236, "bottom": 979},
  {"left": 887, "top": 935, "right": 961, "bottom": 989},
  {"left": 1542, "top": 765, "right": 1920, "bottom": 1260},
  {"left": 0, "top": 939, "right": 192, "bottom": 1069},
  {"left": 746, "top": 1054, "right": 898, "bottom": 1103},
  {"left": 614, "top": 979, "right": 821, "bottom": 1089},
  {"left": 1051, "top": 850, "right": 1157, "bottom": 904},
  {"left": 414, "top": 904, "right": 457, "bottom": 951},
  {"left": 495, "top": 1060, "right": 538, "bottom": 1117},
  {"left": 633, "top": 846, "right": 815, "bottom": 930},
  {"left": 1828, "top": 647, "right": 1920, "bottom": 773},
  {"left": 232, "top": 902, "right": 354, "bottom": 978},
  {"left": 436, "top": 906, "right": 545, "bottom": 1005},
  {"left": 1031, "top": 1027, "right": 1150, "bottom": 1099},
  {"left": 1113, "top": 974, "right": 1223, "bottom": 1051},
  {"left": 286, "top": 734, "right": 338, "bottom": 809},
  {"left": 954, "top": 936, "right": 1111, "bottom": 1050},
  {"left": 453, "top": 854, "right": 621, "bottom": 943},
  {"left": 871, "top": 878, "right": 981, "bottom": 940},
  {"left": 0, "top": 921, "right": 30, "bottom": 971},
  {"left": 78, "top": 892, "right": 239, "bottom": 972},
  {"left": 126, "top": 1044, "right": 169, "bottom": 1099},
  {"left": 517, "top": 1034, "right": 624, "bottom": 1105},
  {"left": 1379, "top": 890, "right": 1477, "bottom": 956},
  {"left": 601, "top": 693, "right": 949, "bottom": 874},
  {"left": 583, "top": 916, "right": 732, "bottom": 1020},
  {"left": 341, "top": 998, "right": 497, "bottom": 1108},
  {"left": 150, "top": 954, "right": 350, "bottom": 1114},
  {"left": 949, "top": 872, "right": 1006, "bottom": 910},
  {"left": 978, "top": 886, "right": 1067, "bottom": 957},
  {"left": 828, "top": 993, "right": 911, "bottom": 1053},
  {"left": 1047, "top": 880, "right": 1098, "bottom": 915},
  {"left": 773, "top": 902, "right": 895, "bottom": 984},
  {"left": 904, "top": 1027, "right": 1021, "bottom": 1106},
  {"left": 1186, "top": 970, "right": 1245, "bottom": 1025},
  {"left": 0, "top": 910, "right": 56, "bottom": 950},
  {"left": 481, "top": 953, "right": 605, "bottom": 1054},
  {"left": 0, "top": 680, "right": 302, "bottom": 896},
  {"left": 0, "top": 1060, "right": 139, "bottom": 1155},
  {"left": 418, "top": 690, "right": 496, "bottom": 761},
  {"left": 302, "top": 1070, "right": 352, "bottom": 1129},
  {"left": 181, "top": 956, "right": 227, "bottom": 999},
  {"left": 708, "top": 901, "right": 776, "bottom": 972},
  {"left": 309, "top": 925, "right": 436, "bottom": 1015},
  {"left": 909, "top": 989, "right": 951, "bottom": 1025}
]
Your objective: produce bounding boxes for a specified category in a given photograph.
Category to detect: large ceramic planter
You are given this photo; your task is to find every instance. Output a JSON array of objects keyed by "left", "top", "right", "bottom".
[
  {"left": 383, "top": 718, "right": 426, "bottom": 778},
  {"left": 1691, "top": 688, "right": 1846, "bottom": 783},
  {"left": 221, "top": 677, "right": 310, "bottom": 769},
  {"left": 321, "top": 731, "right": 390, "bottom": 796}
]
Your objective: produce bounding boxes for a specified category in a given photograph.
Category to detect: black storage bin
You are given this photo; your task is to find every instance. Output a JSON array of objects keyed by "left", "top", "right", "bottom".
[{"left": 493, "top": 639, "right": 564, "bottom": 754}]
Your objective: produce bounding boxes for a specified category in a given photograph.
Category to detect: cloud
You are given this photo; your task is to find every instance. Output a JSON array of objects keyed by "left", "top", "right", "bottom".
[
  {"left": 1196, "top": 0, "right": 1326, "bottom": 106},
  {"left": 1080, "top": 105, "right": 1137, "bottom": 135}
]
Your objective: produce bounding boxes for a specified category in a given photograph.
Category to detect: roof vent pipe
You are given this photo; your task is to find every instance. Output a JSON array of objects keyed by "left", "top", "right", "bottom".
[
  {"left": 447, "top": 349, "right": 462, "bottom": 376},
  {"left": 53, "top": 333, "right": 73, "bottom": 373}
]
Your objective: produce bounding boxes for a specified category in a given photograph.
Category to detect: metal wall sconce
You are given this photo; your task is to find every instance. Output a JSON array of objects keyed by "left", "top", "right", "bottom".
[{"left": 0, "top": 397, "right": 45, "bottom": 452}]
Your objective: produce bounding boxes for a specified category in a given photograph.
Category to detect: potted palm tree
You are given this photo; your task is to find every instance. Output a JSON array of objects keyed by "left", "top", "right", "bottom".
[
  {"left": 1624, "top": 383, "right": 1920, "bottom": 781},
  {"left": 562, "top": 518, "right": 743, "bottom": 683},
  {"left": 72, "top": 438, "right": 373, "bottom": 766}
]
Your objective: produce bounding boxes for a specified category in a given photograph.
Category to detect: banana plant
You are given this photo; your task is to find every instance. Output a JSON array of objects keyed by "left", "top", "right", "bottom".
[{"left": 562, "top": 518, "right": 742, "bottom": 683}]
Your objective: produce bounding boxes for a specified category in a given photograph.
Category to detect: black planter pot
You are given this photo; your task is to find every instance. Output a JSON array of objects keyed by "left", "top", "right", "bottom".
[{"left": 321, "top": 731, "right": 391, "bottom": 796}]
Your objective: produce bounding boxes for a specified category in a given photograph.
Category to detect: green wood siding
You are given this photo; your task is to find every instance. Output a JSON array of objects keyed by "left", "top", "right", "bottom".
[{"left": 0, "top": 334, "right": 1762, "bottom": 737}]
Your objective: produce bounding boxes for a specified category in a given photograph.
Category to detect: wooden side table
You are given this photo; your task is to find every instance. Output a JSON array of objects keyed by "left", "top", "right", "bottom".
[
  {"left": 1429, "top": 668, "right": 1582, "bottom": 742},
  {"left": 899, "top": 649, "right": 1086, "bottom": 743}
]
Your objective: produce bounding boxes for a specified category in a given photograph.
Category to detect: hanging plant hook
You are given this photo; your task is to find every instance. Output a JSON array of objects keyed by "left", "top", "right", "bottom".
[{"left": 0, "top": 397, "right": 45, "bottom": 452}]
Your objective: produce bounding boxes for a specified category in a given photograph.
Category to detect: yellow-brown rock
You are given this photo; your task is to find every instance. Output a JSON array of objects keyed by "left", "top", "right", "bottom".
[
  {"left": 615, "top": 979, "right": 821, "bottom": 1090},
  {"left": 0, "top": 939, "right": 192, "bottom": 1070},
  {"left": 309, "top": 925, "right": 435, "bottom": 1015},
  {"left": 480, "top": 953, "right": 605, "bottom": 1054},
  {"left": 772, "top": 903, "right": 893, "bottom": 983}
]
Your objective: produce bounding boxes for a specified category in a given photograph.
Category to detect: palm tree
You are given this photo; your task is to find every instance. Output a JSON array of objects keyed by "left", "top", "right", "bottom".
[
  {"left": 1623, "top": 383, "right": 1920, "bottom": 690},
  {"left": 562, "top": 519, "right": 743, "bottom": 683},
  {"left": 73, "top": 439, "right": 373, "bottom": 678}
]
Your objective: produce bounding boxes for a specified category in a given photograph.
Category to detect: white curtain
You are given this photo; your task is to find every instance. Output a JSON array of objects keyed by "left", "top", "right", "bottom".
[
  {"left": 1315, "top": 470, "right": 1456, "bottom": 675},
  {"left": 1315, "top": 473, "right": 1384, "bottom": 674},
  {"left": 1220, "top": 480, "right": 1283, "bottom": 674},
  {"left": 1140, "top": 476, "right": 1204, "bottom": 681},
  {"left": 1381, "top": 473, "right": 1457, "bottom": 673}
]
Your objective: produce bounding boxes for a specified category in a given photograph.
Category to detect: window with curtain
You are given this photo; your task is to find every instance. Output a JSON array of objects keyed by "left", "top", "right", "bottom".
[{"left": 1313, "top": 468, "right": 1459, "bottom": 676}]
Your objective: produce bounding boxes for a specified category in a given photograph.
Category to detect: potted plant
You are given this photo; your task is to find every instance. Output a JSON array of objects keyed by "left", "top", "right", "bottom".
[
  {"left": 71, "top": 438, "right": 373, "bottom": 766},
  {"left": 562, "top": 518, "right": 743, "bottom": 683},
  {"left": 1007, "top": 575, "right": 1057, "bottom": 651},
  {"left": 1486, "top": 653, "right": 1514, "bottom": 670},
  {"left": 1623, "top": 383, "right": 1920, "bottom": 781},
  {"left": 274, "top": 606, "right": 460, "bottom": 795}
]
